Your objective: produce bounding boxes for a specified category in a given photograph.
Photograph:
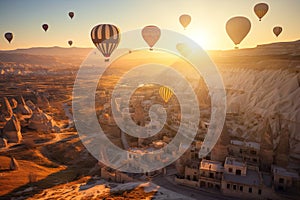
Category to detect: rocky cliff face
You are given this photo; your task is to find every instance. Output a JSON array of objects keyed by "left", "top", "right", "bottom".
[{"left": 209, "top": 40, "right": 300, "bottom": 170}]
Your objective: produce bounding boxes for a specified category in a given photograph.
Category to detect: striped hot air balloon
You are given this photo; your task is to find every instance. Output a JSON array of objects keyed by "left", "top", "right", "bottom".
[
  {"left": 159, "top": 86, "right": 173, "bottom": 103},
  {"left": 91, "top": 24, "right": 120, "bottom": 62}
]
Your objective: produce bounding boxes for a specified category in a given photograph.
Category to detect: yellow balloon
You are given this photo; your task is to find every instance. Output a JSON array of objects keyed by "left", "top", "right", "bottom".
[
  {"left": 226, "top": 16, "right": 251, "bottom": 48},
  {"left": 179, "top": 14, "right": 191, "bottom": 29},
  {"left": 159, "top": 86, "right": 173, "bottom": 103}
]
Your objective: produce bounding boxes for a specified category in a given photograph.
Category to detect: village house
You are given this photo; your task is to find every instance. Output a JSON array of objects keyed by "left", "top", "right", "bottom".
[
  {"left": 221, "top": 157, "right": 264, "bottom": 199},
  {"left": 199, "top": 159, "right": 224, "bottom": 189},
  {"left": 272, "top": 165, "right": 300, "bottom": 192},
  {"left": 228, "top": 140, "right": 260, "bottom": 166}
]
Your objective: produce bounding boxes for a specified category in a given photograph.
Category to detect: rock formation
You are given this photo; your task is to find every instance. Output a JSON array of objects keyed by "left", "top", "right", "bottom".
[
  {"left": 3, "top": 115, "right": 22, "bottom": 143},
  {"left": 211, "top": 123, "right": 230, "bottom": 162},
  {"left": 0, "top": 97, "right": 13, "bottom": 121},
  {"left": 0, "top": 137, "right": 8, "bottom": 148},
  {"left": 259, "top": 118, "right": 274, "bottom": 172},
  {"left": 274, "top": 125, "right": 290, "bottom": 168},
  {"left": 28, "top": 108, "right": 60, "bottom": 133},
  {"left": 15, "top": 96, "right": 32, "bottom": 116},
  {"left": 26, "top": 100, "right": 37, "bottom": 111},
  {"left": 9, "top": 98, "right": 18, "bottom": 109},
  {"left": 9, "top": 156, "right": 19, "bottom": 170},
  {"left": 36, "top": 93, "right": 50, "bottom": 110}
]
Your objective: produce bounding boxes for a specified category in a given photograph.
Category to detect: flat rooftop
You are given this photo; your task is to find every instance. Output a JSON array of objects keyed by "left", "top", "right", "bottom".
[
  {"left": 200, "top": 159, "right": 224, "bottom": 172},
  {"left": 230, "top": 140, "right": 260, "bottom": 150},
  {"left": 223, "top": 169, "right": 261, "bottom": 186},
  {"left": 272, "top": 165, "right": 299, "bottom": 178},
  {"left": 225, "top": 157, "right": 246, "bottom": 167}
]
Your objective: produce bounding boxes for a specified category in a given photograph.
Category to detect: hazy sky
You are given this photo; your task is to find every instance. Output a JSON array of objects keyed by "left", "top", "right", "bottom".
[{"left": 0, "top": 0, "right": 299, "bottom": 50}]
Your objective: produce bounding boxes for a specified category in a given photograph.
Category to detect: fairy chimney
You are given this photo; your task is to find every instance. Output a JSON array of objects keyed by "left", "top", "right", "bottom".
[
  {"left": 15, "top": 96, "right": 32, "bottom": 116},
  {"left": 260, "top": 118, "right": 274, "bottom": 172},
  {"left": 210, "top": 123, "right": 230, "bottom": 162},
  {"left": 3, "top": 115, "right": 22, "bottom": 143},
  {"left": 9, "top": 156, "right": 19, "bottom": 170}
]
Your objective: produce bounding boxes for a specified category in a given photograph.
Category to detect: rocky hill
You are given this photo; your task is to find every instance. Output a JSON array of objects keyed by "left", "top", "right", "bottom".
[{"left": 210, "top": 39, "right": 300, "bottom": 170}]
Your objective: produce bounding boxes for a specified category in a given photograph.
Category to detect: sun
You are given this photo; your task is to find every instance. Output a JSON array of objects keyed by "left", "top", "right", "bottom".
[{"left": 184, "top": 29, "right": 210, "bottom": 50}]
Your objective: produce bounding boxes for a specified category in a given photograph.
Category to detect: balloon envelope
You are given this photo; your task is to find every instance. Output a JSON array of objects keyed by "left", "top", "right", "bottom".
[
  {"left": 159, "top": 86, "right": 173, "bottom": 103},
  {"left": 91, "top": 24, "right": 121, "bottom": 62},
  {"left": 4, "top": 32, "right": 13, "bottom": 43},
  {"left": 254, "top": 3, "right": 269, "bottom": 21},
  {"left": 69, "top": 12, "right": 74, "bottom": 19},
  {"left": 42, "top": 24, "right": 49, "bottom": 32},
  {"left": 176, "top": 43, "right": 193, "bottom": 58},
  {"left": 141, "top": 25, "right": 161, "bottom": 50},
  {"left": 273, "top": 26, "right": 282, "bottom": 37},
  {"left": 226, "top": 16, "right": 251, "bottom": 47},
  {"left": 68, "top": 40, "right": 73, "bottom": 46},
  {"left": 179, "top": 14, "right": 191, "bottom": 29}
]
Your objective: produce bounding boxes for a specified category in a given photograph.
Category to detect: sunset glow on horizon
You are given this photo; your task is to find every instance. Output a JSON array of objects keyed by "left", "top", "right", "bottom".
[{"left": 0, "top": 0, "right": 299, "bottom": 50}]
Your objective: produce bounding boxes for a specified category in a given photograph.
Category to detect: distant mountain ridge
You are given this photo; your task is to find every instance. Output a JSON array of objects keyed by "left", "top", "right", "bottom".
[
  {"left": 1, "top": 39, "right": 299, "bottom": 57},
  {"left": 0, "top": 46, "right": 93, "bottom": 57}
]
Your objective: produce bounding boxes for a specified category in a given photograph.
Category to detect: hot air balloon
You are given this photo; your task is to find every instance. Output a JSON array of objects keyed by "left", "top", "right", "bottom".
[
  {"left": 69, "top": 12, "right": 74, "bottom": 19},
  {"left": 179, "top": 14, "right": 191, "bottom": 30},
  {"left": 159, "top": 86, "right": 173, "bottom": 103},
  {"left": 254, "top": 3, "right": 269, "bottom": 21},
  {"left": 226, "top": 16, "right": 251, "bottom": 49},
  {"left": 176, "top": 43, "right": 193, "bottom": 58},
  {"left": 91, "top": 24, "right": 121, "bottom": 62},
  {"left": 273, "top": 26, "right": 282, "bottom": 37},
  {"left": 141, "top": 25, "right": 161, "bottom": 50},
  {"left": 4, "top": 32, "right": 13, "bottom": 43},
  {"left": 42, "top": 24, "right": 49, "bottom": 32},
  {"left": 68, "top": 40, "right": 73, "bottom": 46}
]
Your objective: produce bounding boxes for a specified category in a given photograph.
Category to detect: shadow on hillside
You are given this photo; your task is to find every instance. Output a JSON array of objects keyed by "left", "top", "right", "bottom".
[{"left": 1, "top": 166, "right": 92, "bottom": 199}]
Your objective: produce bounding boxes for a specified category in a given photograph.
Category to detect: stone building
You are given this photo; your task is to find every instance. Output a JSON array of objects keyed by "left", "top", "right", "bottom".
[
  {"left": 228, "top": 140, "right": 260, "bottom": 166},
  {"left": 272, "top": 165, "right": 299, "bottom": 192},
  {"left": 199, "top": 159, "right": 224, "bottom": 189},
  {"left": 221, "top": 157, "right": 264, "bottom": 199}
]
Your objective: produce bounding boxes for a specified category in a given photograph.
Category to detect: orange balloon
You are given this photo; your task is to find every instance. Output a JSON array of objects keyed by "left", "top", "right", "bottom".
[
  {"left": 254, "top": 3, "right": 269, "bottom": 21},
  {"left": 141, "top": 25, "right": 161, "bottom": 50},
  {"left": 179, "top": 14, "right": 191, "bottom": 29},
  {"left": 226, "top": 16, "right": 251, "bottom": 48}
]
